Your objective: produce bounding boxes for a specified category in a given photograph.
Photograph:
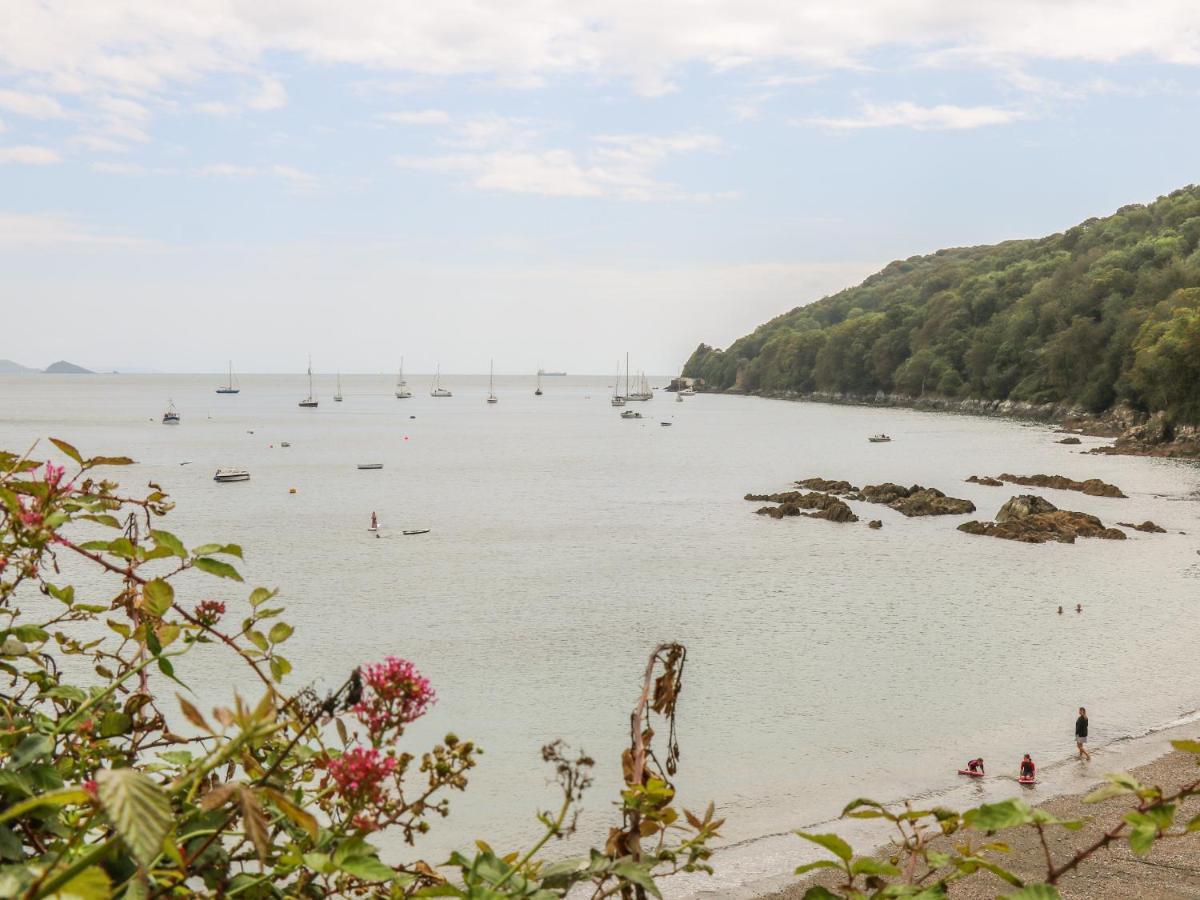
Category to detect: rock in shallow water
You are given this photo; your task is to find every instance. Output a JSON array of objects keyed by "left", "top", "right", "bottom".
[{"left": 960, "top": 494, "right": 1126, "bottom": 544}]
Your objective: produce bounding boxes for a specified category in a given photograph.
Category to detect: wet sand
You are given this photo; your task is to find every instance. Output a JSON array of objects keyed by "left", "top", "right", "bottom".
[{"left": 768, "top": 745, "right": 1200, "bottom": 899}]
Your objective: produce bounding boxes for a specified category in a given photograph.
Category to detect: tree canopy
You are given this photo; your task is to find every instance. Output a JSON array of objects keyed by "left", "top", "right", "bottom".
[{"left": 685, "top": 185, "right": 1200, "bottom": 423}]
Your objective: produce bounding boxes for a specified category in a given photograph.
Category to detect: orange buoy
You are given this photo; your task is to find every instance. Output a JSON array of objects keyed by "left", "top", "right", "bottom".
[{"left": 289, "top": 488, "right": 297, "bottom": 494}]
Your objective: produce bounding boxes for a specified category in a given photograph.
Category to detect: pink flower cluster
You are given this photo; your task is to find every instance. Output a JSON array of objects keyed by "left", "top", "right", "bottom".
[
  {"left": 326, "top": 746, "right": 397, "bottom": 804},
  {"left": 17, "top": 496, "right": 43, "bottom": 528},
  {"left": 43, "top": 461, "right": 65, "bottom": 489},
  {"left": 193, "top": 599, "right": 226, "bottom": 626},
  {"left": 352, "top": 656, "right": 435, "bottom": 736}
]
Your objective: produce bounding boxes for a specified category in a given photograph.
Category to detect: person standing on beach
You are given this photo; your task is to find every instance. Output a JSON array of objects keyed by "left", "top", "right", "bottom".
[{"left": 1076, "top": 707, "right": 1091, "bottom": 761}]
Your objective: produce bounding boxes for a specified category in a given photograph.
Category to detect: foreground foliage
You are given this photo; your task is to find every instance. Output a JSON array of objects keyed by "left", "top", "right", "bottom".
[
  {"left": 0, "top": 441, "right": 719, "bottom": 898},
  {"left": 789, "top": 754, "right": 1200, "bottom": 899},
  {"left": 685, "top": 184, "right": 1200, "bottom": 423}
]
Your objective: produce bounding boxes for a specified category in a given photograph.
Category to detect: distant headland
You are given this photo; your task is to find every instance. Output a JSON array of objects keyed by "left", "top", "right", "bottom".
[{"left": 0, "top": 359, "right": 97, "bottom": 374}]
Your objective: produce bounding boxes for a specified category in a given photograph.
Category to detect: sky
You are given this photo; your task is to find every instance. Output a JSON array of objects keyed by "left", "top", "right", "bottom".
[{"left": 3, "top": 1, "right": 1200, "bottom": 373}]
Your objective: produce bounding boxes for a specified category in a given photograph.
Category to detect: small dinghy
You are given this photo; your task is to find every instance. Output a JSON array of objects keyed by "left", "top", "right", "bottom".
[
  {"left": 868, "top": 434, "right": 892, "bottom": 443},
  {"left": 368, "top": 512, "right": 380, "bottom": 532},
  {"left": 660, "top": 421, "right": 672, "bottom": 427},
  {"left": 357, "top": 463, "right": 383, "bottom": 470},
  {"left": 402, "top": 529, "right": 430, "bottom": 536}
]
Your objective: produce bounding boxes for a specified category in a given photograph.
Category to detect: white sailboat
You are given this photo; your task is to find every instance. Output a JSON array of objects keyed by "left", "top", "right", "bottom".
[
  {"left": 334, "top": 372, "right": 344, "bottom": 402},
  {"left": 610, "top": 360, "right": 626, "bottom": 407},
  {"left": 628, "top": 367, "right": 652, "bottom": 401},
  {"left": 395, "top": 358, "right": 412, "bottom": 399},
  {"left": 216, "top": 361, "right": 239, "bottom": 394},
  {"left": 430, "top": 365, "right": 452, "bottom": 397},
  {"left": 299, "top": 357, "right": 318, "bottom": 407},
  {"left": 487, "top": 360, "right": 498, "bottom": 404},
  {"left": 534, "top": 368, "right": 543, "bottom": 396}
]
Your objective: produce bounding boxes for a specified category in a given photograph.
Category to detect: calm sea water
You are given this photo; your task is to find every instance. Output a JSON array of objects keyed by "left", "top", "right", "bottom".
[{"left": 3, "top": 373, "right": 1199, "bottom": 894}]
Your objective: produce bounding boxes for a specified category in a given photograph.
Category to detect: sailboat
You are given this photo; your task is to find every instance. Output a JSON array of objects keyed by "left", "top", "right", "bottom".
[
  {"left": 534, "top": 369, "right": 543, "bottom": 396},
  {"left": 395, "top": 358, "right": 412, "bottom": 399},
  {"left": 334, "top": 372, "right": 344, "bottom": 402},
  {"left": 628, "top": 367, "right": 652, "bottom": 401},
  {"left": 298, "top": 357, "right": 318, "bottom": 407},
  {"left": 610, "top": 360, "right": 626, "bottom": 407},
  {"left": 487, "top": 360, "right": 498, "bottom": 404},
  {"left": 162, "top": 400, "right": 181, "bottom": 424},
  {"left": 216, "top": 361, "right": 240, "bottom": 394},
  {"left": 430, "top": 365, "right": 452, "bottom": 397}
]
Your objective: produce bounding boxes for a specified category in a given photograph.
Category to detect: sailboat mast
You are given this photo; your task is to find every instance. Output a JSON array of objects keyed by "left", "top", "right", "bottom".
[{"left": 307, "top": 357, "right": 314, "bottom": 399}]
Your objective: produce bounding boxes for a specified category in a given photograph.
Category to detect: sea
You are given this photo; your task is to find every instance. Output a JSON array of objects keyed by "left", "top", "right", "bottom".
[{"left": 2, "top": 372, "right": 1198, "bottom": 896}]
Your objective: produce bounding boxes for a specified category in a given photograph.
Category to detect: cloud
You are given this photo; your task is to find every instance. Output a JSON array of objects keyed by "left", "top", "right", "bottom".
[
  {"left": 196, "top": 162, "right": 317, "bottom": 188},
  {"left": 0, "top": 212, "right": 150, "bottom": 246},
  {"left": 804, "top": 101, "right": 1025, "bottom": 130},
  {"left": 378, "top": 109, "right": 451, "bottom": 125},
  {"left": 0, "top": 145, "right": 60, "bottom": 164},
  {"left": 396, "top": 131, "right": 723, "bottom": 200},
  {"left": 247, "top": 77, "right": 287, "bottom": 110},
  {"left": 4, "top": 1, "right": 1200, "bottom": 112},
  {"left": 0, "top": 89, "right": 64, "bottom": 118}
]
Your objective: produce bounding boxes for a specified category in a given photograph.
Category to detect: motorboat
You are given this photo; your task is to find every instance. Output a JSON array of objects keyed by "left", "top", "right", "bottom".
[
  {"left": 620, "top": 410, "right": 643, "bottom": 419},
  {"left": 213, "top": 469, "right": 250, "bottom": 483},
  {"left": 868, "top": 434, "right": 892, "bottom": 443},
  {"left": 357, "top": 463, "right": 384, "bottom": 470},
  {"left": 162, "top": 401, "right": 180, "bottom": 425}
]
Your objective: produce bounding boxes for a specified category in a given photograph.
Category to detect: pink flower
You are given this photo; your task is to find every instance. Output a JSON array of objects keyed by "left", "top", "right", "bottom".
[
  {"left": 352, "top": 657, "right": 435, "bottom": 736},
  {"left": 43, "top": 461, "right": 65, "bottom": 489},
  {"left": 194, "top": 600, "right": 226, "bottom": 626},
  {"left": 326, "top": 747, "right": 397, "bottom": 807},
  {"left": 18, "top": 497, "right": 43, "bottom": 528},
  {"left": 82, "top": 780, "right": 98, "bottom": 797}
]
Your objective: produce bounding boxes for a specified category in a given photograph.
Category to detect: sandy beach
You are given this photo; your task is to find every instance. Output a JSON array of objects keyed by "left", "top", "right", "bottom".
[{"left": 767, "top": 740, "right": 1200, "bottom": 899}]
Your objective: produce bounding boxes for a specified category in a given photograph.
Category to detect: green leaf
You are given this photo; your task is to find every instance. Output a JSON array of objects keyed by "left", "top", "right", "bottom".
[
  {"left": 142, "top": 580, "right": 174, "bottom": 617},
  {"left": 1084, "top": 783, "right": 1130, "bottom": 804},
  {"left": 413, "top": 886, "right": 466, "bottom": 898},
  {"left": 611, "top": 861, "right": 662, "bottom": 899},
  {"left": 98, "top": 712, "right": 133, "bottom": 738},
  {"left": 192, "top": 557, "right": 243, "bottom": 581},
  {"left": 0, "top": 824, "right": 22, "bottom": 861},
  {"left": 339, "top": 854, "right": 396, "bottom": 882},
  {"left": 964, "top": 799, "right": 1033, "bottom": 831},
  {"left": 95, "top": 768, "right": 172, "bottom": 866},
  {"left": 267, "top": 622, "right": 293, "bottom": 644},
  {"left": 0, "top": 788, "right": 89, "bottom": 824},
  {"left": 1000, "top": 887, "right": 1061, "bottom": 900},
  {"left": 9, "top": 735, "right": 53, "bottom": 770},
  {"left": 850, "top": 857, "right": 901, "bottom": 877},
  {"left": 269, "top": 655, "right": 291, "bottom": 682},
  {"left": 49, "top": 438, "right": 83, "bottom": 464},
  {"left": 794, "top": 831, "right": 852, "bottom": 863},
  {"left": 11, "top": 626, "right": 49, "bottom": 643},
  {"left": 248, "top": 587, "right": 276, "bottom": 607},
  {"left": 247, "top": 630, "right": 269, "bottom": 653},
  {"left": 801, "top": 889, "right": 841, "bottom": 900},
  {"left": 150, "top": 530, "right": 187, "bottom": 559},
  {"left": 794, "top": 860, "right": 841, "bottom": 875},
  {"left": 1170, "top": 739, "right": 1200, "bottom": 754},
  {"left": 51, "top": 865, "right": 112, "bottom": 900}
]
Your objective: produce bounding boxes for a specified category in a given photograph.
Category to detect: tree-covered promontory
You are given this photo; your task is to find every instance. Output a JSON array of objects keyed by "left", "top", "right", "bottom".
[{"left": 685, "top": 185, "right": 1200, "bottom": 424}]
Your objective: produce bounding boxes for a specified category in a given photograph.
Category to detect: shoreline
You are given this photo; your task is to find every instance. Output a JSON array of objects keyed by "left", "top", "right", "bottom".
[
  {"left": 672, "top": 713, "right": 1200, "bottom": 899},
  {"left": 691, "top": 388, "right": 1200, "bottom": 459}
]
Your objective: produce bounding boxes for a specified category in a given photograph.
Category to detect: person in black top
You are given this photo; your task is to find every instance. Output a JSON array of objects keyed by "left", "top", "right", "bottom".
[
  {"left": 1020, "top": 754, "right": 1036, "bottom": 780},
  {"left": 1075, "top": 707, "right": 1091, "bottom": 760}
]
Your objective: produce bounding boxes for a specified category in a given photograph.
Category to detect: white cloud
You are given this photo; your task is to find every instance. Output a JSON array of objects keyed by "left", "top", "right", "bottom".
[
  {"left": 3, "top": 1, "right": 1200, "bottom": 110},
  {"left": 196, "top": 161, "right": 317, "bottom": 188},
  {"left": 247, "top": 77, "right": 287, "bottom": 111},
  {"left": 0, "top": 145, "right": 60, "bottom": 164},
  {"left": 0, "top": 212, "right": 150, "bottom": 246},
  {"left": 378, "top": 109, "right": 451, "bottom": 125},
  {"left": 396, "top": 131, "right": 723, "bottom": 200},
  {"left": 804, "top": 101, "right": 1024, "bottom": 130},
  {"left": 0, "top": 88, "right": 64, "bottom": 118}
]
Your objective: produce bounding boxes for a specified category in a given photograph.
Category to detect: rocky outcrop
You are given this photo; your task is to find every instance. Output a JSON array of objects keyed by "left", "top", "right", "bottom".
[
  {"left": 754, "top": 491, "right": 859, "bottom": 523},
  {"left": 1118, "top": 521, "right": 1167, "bottom": 534},
  {"left": 997, "top": 494, "right": 1059, "bottom": 521},
  {"left": 966, "top": 475, "right": 1003, "bottom": 486},
  {"left": 794, "top": 477, "right": 858, "bottom": 494},
  {"left": 959, "top": 494, "right": 1127, "bottom": 544},
  {"left": 868, "top": 520, "right": 882, "bottom": 529},
  {"left": 851, "top": 483, "right": 975, "bottom": 517},
  {"left": 996, "top": 473, "right": 1126, "bottom": 498},
  {"left": 1057, "top": 436, "right": 1082, "bottom": 445}
]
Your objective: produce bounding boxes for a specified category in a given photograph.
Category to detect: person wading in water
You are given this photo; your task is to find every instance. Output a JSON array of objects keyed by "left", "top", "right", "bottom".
[{"left": 1076, "top": 707, "right": 1091, "bottom": 761}]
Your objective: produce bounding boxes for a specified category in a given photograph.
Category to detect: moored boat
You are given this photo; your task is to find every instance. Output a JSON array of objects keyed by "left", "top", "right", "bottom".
[
  {"left": 620, "top": 410, "right": 642, "bottom": 419},
  {"left": 299, "top": 357, "right": 318, "bottom": 407},
  {"left": 162, "top": 400, "right": 180, "bottom": 424},
  {"left": 430, "top": 365, "right": 452, "bottom": 397},
  {"left": 213, "top": 468, "right": 250, "bottom": 482},
  {"left": 216, "top": 361, "right": 240, "bottom": 394},
  {"left": 357, "top": 463, "right": 384, "bottom": 470},
  {"left": 395, "top": 357, "right": 412, "bottom": 398},
  {"left": 868, "top": 434, "right": 892, "bottom": 443}
]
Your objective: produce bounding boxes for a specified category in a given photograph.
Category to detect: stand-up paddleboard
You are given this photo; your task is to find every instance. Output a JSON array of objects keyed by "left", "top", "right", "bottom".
[
  {"left": 957, "top": 769, "right": 985, "bottom": 777},
  {"left": 1018, "top": 775, "right": 1037, "bottom": 785}
]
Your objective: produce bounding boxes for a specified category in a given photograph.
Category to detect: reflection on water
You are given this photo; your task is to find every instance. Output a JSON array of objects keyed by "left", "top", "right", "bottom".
[{"left": 2, "top": 373, "right": 1198, "bottom": 891}]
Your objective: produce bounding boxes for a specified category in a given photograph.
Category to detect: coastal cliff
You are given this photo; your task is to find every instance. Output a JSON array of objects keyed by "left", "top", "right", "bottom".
[{"left": 685, "top": 185, "right": 1200, "bottom": 456}]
